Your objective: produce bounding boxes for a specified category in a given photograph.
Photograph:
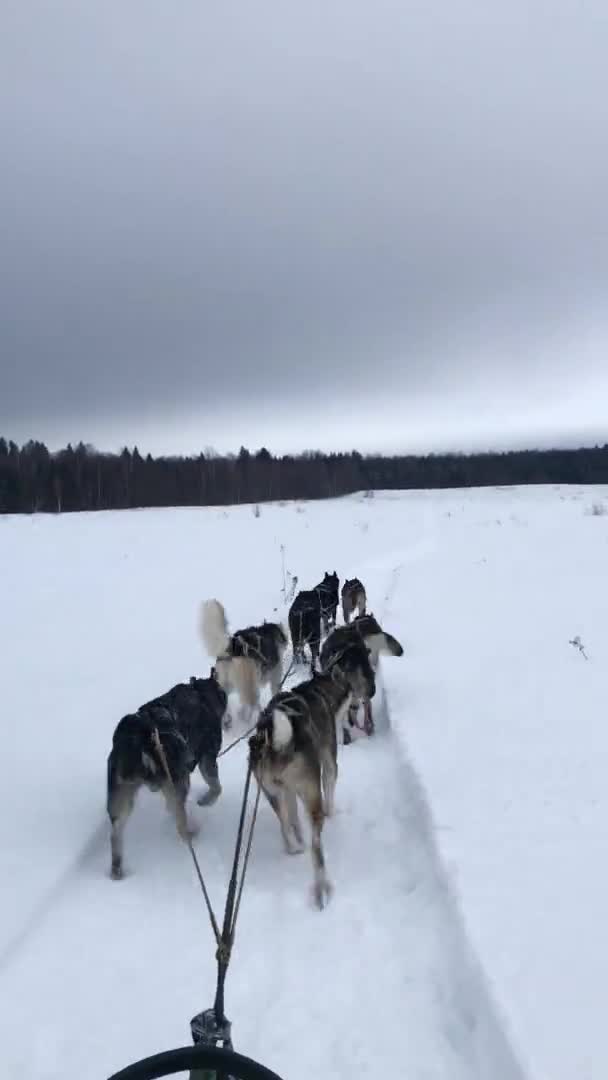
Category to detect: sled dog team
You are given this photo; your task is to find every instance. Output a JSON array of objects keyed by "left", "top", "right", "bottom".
[{"left": 107, "top": 574, "right": 403, "bottom": 908}]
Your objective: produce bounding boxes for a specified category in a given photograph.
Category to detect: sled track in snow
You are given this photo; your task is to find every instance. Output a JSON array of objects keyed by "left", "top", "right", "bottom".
[
  {"left": 1, "top": 559, "right": 528, "bottom": 1078},
  {"left": 0, "top": 821, "right": 107, "bottom": 973}
]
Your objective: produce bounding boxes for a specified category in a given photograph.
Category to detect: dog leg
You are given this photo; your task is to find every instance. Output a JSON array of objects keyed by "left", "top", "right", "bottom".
[
  {"left": 310, "top": 639, "right": 320, "bottom": 675},
  {"left": 363, "top": 699, "right": 374, "bottom": 735},
  {"left": 321, "top": 751, "right": 338, "bottom": 817},
  {"left": 348, "top": 701, "right": 361, "bottom": 730},
  {"left": 334, "top": 692, "right": 353, "bottom": 751},
  {"left": 197, "top": 754, "right": 222, "bottom": 806},
  {"left": 108, "top": 781, "right": 139, "bottom": 880},
  {"left": 298, "top": 778, "right": 332, "bottom": 909},
  {"left": 277, "top": 789, "right": 304, "bottom": 855},
  {"left": 286, "top": 788, "right": 305, "bottom": 851},
  {"left": 264, "top": 787, "right": 303, "bottom": 855},
  {"left": 162, "top": 778, "right": 198, "bottom": 841}
]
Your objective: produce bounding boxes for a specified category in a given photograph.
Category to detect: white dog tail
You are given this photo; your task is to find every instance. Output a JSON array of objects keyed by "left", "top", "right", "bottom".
[
  {"left": 271, "top": 708, "right": 293, "bottom": 751},
  {"left": 200, "top": 599, "right": 231, "bottom": 658}
]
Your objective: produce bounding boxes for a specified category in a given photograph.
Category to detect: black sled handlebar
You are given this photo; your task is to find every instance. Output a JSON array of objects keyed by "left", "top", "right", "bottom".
[{"left": 107, "top": 1043, "right": 285, "bottom": 1080}]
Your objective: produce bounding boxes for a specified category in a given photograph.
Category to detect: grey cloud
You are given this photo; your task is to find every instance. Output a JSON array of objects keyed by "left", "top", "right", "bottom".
[{"left": 1, "top": 1, "right": 607, "bottom": 454}]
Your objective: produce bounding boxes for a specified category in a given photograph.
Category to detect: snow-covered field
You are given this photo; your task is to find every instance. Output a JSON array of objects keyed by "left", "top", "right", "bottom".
[{"left": 1, "top": 486, "right": 607, "bottom": 1079}]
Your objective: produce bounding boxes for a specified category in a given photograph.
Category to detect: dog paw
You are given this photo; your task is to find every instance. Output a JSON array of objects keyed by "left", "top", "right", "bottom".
[
  {"left": 312, "top": 878, "right": 333, "bottom": 910},
  {"left": 197, "top": 787, "right": 221, "bottom": 807},
  {"left": 179, "top": 820, "right": 200, "bottom": 841},
  {"left": 110, "top": 864, "right": 124, "bottom": 881},
  {"left": 285, "top": 841, "right": 305, "bottom": 856}
]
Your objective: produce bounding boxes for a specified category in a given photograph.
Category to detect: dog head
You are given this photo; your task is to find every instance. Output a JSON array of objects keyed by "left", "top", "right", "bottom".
[{"left": 353, "top": 613, "right": 382, "bottom": 637}]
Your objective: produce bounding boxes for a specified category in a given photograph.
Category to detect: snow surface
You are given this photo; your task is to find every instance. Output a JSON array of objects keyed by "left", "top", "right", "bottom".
[{"left": 1, "top": 487, "right": 606, "bottom": 1079}]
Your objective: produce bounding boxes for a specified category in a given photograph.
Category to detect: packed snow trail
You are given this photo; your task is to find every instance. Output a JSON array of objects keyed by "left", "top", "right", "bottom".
[
  {"left": 0, "top": 497, "right": 528, "bottom": 1078},
  {"left": 0, "top": 727, "right": 524, "bottom": 1080}
]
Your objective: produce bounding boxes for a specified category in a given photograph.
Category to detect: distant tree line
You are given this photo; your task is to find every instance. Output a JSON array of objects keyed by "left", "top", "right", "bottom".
[{"left": 1, "top": 436, "right": 608, "bottom": 515}]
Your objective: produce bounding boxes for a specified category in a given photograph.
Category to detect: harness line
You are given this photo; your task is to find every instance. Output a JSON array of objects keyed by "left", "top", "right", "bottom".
[{"left": 151, "top": 727, "right": 261, "bottom": 1029}]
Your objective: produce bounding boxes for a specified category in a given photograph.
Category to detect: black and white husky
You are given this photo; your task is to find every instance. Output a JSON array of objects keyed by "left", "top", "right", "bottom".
[
  {"left": 107, "top": 672, "right": 227, "bottom": 879},
  {"left": 320, "top": 613, "right": 402, "bottom": 739},
  {"left": 321, "top": 613, "right": 403, "bottom": 670},
  {"left": 200, "top": 599, "right": 288, "bottom": 725},
  {"left": 288, "top": 571, "right": 339, "bottom": 672}
]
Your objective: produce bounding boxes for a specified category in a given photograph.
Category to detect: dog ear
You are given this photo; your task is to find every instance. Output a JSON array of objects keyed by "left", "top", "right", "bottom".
[{"left": 210, "top": 665, "right": 217, "bottom": 680}]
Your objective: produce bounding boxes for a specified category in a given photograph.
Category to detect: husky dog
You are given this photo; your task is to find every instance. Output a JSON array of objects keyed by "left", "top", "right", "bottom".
[
  {"left": 248, "top": 671, "right": 353, "bottom": 910},
  {"left": 200, "top": 599, "right": 288, "bottom": 725},
  {"left": 288, "top": 571, "right": 339, "bottom": 672},
  {"left": 319, "top": 633, "right": 377, "bottom": 742},
  {"left": 341, "top": 577, "right": 367, "bottom": 623},
  {"left": 321, "top": 612, "right": 404, "bottom": 672},
  {"left": 107, "top": 672, "right": 227, "bottom": 880}
]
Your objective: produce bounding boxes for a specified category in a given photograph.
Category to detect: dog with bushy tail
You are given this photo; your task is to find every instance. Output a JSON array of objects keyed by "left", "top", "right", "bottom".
[{"left": 200, "top": 598, "right": 288, "bottom": 727}]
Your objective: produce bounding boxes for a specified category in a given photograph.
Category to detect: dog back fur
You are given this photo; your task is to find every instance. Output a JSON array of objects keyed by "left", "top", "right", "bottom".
[
  {"left": 232, "top": 622, "right": 288, "bottom": 673},
  {"left": 252, "top": 672, "right": 349, "bottom": 762},
  {"left": 107, "top": 674, "right": 227, "bottom": 878}
]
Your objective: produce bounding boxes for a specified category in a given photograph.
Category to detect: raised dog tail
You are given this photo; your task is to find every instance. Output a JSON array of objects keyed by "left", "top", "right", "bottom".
[
  {"left": 200, "top": 598, "right": 230, "bottom": 658},
  {"left": 270, "top": 707, "right": 293, "bottom": 751}
]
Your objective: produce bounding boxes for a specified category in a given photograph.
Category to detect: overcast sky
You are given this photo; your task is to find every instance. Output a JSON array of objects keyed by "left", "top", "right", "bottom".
[{"left": 2, "top": 1, "right": 607, "bottom": 457}]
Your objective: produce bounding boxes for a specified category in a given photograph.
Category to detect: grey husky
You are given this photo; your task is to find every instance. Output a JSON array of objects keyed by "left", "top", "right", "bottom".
[
  {"left": 200, "top": 599, "right": 288, "bottom": 724},
  {"left": 248, "top": 670, "right": 356, "bottom": 910},
  {"left": 341, "top": 577, "right": 367, "bottom": 623}
]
